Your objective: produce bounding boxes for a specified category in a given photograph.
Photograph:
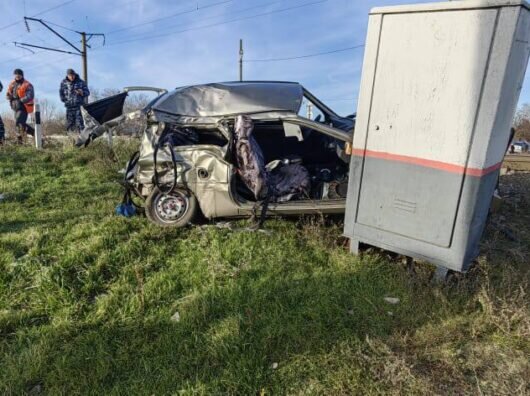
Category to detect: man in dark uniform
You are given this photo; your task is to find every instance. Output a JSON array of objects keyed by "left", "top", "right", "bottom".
[
  {"left": 0, "top": 79, "right": 5, "bottom": 145},
  {"left": 6, "top": 69, "right": 35, "bottom": 144},
  {"left": 60, "top": 69, "right": 89, "bottom": 137}
]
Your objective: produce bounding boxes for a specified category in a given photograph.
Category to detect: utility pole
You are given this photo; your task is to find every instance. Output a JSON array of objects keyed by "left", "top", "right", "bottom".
[
  {"left": 307, "top": 102, "right": 313, "bottom": 119},
  {"left": 15, "top": 17, "right": 104, "bottom": 89},
  {"left": 81, "top": 32, "right": 88, "bottom": 85},
  {"left": 239, "top": 39, "right": 243, "bottom": 82}
]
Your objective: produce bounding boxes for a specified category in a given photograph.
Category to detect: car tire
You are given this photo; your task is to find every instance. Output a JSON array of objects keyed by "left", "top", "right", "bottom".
[{"left": 145, "top": 187, "right": 198, "bottom": 227}]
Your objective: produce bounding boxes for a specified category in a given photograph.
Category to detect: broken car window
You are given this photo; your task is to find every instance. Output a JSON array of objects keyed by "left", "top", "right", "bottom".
[{"left": 299, "top": 96, "right": 326, "bottom": 123}]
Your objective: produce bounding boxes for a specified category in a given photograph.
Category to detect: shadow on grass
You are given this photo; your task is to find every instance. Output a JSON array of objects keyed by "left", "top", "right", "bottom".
[
  {"left": 1, "top": 150, "right": 528, "bottom": 394},
  {"left": 0, "top": 259, "right": 449, "bottom": 394}
]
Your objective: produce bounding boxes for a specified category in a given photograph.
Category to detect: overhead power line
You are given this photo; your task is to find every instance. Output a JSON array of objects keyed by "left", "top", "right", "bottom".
[
  {"left": 245, "top": 44, "right": 365, "bottom": 62},
  {"left": 16, "top": 17, "right": 105, "bottom": 85},
  {"left": 0, "top": 52, "right": 42, "bottom": 66},
  {"left": 22, "top": 53, "right": 77, "bottom": 72},
  {"left": 107, "top": 0, "right": 234, "bottom": 35},
  {"left": 106, "top": 0, "right": 328, "bottom": 46},
  {"left": 0, "top": 20, "right": 25, "bottom": 33},
  {"left": 44, "top": 19, "right": 81, "bottom": 33},
  {"left": 17, "top": 41, "right": 105, "bottom": 73},
  {"left": 14, "top": 42, "right": 81, "bottom": 56},
  {"left": 108, "top": 0, "right": 286, "bottom": 43},
  {"left": 1, "top": 32, "right": 25, "bottom": 47},
  {"left": 15, "top": 41, "right": 35, "bottom": 54},
  {"left": 0, "top": 0, "right": 78, "bottom": 32},
  {"left": 33, "top": 0, "right": 78, "bottom": 17}
]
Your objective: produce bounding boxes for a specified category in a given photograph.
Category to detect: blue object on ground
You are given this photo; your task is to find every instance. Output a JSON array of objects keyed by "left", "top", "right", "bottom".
[{"left": 115, "top": 203, "right": 136, "bottom": 217}]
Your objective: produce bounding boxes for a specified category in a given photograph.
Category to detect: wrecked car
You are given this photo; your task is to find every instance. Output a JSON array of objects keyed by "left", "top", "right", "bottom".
[{"left": 80, "top": 82, "right": 355, "bottom": 227}]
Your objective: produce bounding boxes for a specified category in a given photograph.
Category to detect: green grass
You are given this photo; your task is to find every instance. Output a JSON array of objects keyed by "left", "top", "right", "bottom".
[{"left": 0, "top": 142, "right": 529, "bottom": 395}]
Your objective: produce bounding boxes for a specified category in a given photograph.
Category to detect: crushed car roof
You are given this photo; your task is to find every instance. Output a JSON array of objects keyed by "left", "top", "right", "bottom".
[{"left": 150, "top": 81, "right": 304, "bottom": 117}]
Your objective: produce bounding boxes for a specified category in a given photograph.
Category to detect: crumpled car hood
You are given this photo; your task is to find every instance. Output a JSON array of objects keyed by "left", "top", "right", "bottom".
[{"left": 150, "top": 81, "right": 304, "bottom": 117}]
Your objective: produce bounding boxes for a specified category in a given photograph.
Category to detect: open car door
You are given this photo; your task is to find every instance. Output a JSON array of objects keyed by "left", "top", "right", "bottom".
[{"left": 77, "top": 86, "right": 167, "bottom": 147}]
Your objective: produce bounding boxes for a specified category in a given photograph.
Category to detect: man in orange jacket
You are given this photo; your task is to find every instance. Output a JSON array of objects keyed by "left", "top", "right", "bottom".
[{"left": 6, "top": 69, "right": 34, "bottom": 144}]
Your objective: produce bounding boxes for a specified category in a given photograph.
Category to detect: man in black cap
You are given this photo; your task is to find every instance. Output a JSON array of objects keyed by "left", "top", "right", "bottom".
[
  {"left": 0, "top": 79, "right": 5, "bottom": 145},
  {"left": 6, "top": 69, "right": 35, "bottom": 144},
  {"left": 60, "top": 68, "right": 89, "bottom": 137}
]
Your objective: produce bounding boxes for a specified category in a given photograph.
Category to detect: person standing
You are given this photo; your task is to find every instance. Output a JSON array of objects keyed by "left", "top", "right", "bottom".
[
  {"left": 0, "top": 79, "right": 5, "bottom": 145},
  {"left": 6, "top": 69, "right": 35, "bottom": 144},
  {"left": 60, "top": 69, "right": 89, "bottom": 136}
]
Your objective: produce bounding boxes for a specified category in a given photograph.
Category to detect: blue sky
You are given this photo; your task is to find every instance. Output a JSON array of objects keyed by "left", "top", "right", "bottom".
[{"left": 1, "top": 0, "right": 530, "bottom": 117}]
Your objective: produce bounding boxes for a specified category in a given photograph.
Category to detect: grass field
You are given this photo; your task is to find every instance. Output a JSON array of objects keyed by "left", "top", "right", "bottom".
[{"left": 0, "top": 143, "right": 529, "bottom": 395}]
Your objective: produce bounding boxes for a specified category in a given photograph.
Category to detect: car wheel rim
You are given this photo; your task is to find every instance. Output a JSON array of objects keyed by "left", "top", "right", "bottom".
[{"left": 154, "top": 191, "right": 189, "bottom": 223}]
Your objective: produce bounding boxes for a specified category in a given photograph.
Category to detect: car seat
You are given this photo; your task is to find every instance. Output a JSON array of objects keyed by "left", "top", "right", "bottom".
[{"left": 234, "top": 115, "right": 310, "bottom": 202}]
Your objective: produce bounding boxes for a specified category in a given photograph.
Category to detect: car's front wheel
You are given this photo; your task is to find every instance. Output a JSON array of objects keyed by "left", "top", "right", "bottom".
[{"left": 145, "top": 187, "right": 198, "bottom": 227}]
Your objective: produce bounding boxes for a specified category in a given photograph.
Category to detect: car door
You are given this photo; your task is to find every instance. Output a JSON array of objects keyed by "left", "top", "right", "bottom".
[{"left": 273, "top": 116, "right": 352, "bottom": 212}]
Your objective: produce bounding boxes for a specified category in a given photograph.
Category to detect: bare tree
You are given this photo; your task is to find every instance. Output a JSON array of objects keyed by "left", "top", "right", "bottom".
[
  {"left": 39, "top": 98, "right": 62, "bottom": 120},
  {"left": 124, "top": 92, "right": 151, "bottom": 113},
  {"left": 514, "top": 104, "right": 530, "bottom": 141},
  {"left": 88, "top": 87, "right": 120, "bottom": 102}
]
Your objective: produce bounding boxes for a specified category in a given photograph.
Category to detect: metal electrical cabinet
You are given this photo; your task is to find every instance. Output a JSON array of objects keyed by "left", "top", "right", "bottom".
[{"left": 344, "top": 0, "right": 530, "bottom": 272}]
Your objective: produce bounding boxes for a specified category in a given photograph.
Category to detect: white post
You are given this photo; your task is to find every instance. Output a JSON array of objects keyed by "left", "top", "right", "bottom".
[
  {"left": 34, "top": 101, "right": 42, "bottom": 149},
  {"left": 107, "top": 128, "right": 113, "bottom": 147},
  {"left": 307, "top": 102, "right": 313, "bottom": 120}
]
